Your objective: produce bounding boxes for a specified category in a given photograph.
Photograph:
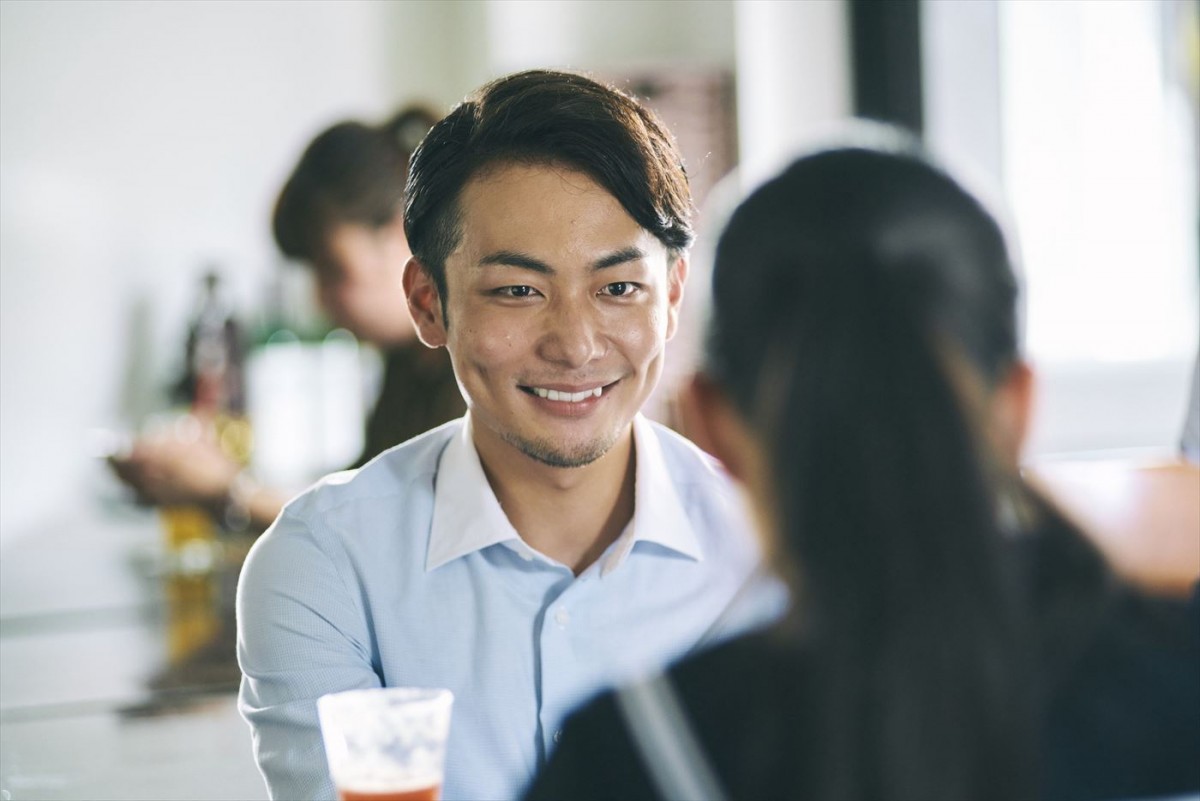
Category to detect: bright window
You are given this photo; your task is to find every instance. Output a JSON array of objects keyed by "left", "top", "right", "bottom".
[{"left": 999, "top": 0, "right": 1198, "bottom": 363}]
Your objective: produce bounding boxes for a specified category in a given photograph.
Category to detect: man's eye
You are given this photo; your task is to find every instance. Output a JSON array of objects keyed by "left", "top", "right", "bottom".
[
  {"left": 602, "top": 282, "right": 638, "bottom": 297},
  {"left": 498, "top": 285, "right": 536, "bottom": 298}
]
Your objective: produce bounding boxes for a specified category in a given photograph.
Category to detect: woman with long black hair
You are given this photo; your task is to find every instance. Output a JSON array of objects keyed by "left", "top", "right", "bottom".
[{"left": 524, "top": 136, "right": 1199, "bottom": 801}]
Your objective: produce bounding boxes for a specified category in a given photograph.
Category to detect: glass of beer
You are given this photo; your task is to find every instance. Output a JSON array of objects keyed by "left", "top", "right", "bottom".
[{"left": 318, "top": 687, "right": 454, "bottom": 801}]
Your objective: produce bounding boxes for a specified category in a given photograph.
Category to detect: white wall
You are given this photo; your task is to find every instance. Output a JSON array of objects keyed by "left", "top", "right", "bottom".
[
  {"left": 384, "top": 0, "right": 492, "bottom": 108},
  {"left": 486, "top": 0, "right": 736, "bottom": 74},
  {"left": 384, "top": 0, "right": 739, "bottom": 111},
  {"left": 0, "top": 0, "right": 406, "bottom": 544},
  {"left": 734, "top": 0, "right": 853, "bottom": 188}
]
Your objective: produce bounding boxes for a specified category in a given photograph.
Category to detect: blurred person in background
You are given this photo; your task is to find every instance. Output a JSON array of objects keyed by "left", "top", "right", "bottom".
[
  {"left": 109, "top": 105, "right": 465, "bottom": 534},
  {"left": 237, "top": 70, "right": 782, "bottom": 801},
  {"left": 526, "top": 137, "right": 1200, "bottom": 801}
]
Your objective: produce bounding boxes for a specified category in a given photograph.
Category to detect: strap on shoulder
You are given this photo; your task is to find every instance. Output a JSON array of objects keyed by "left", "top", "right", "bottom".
[{"left": 614, "top": 670, "right": 728, "bottom": 801}]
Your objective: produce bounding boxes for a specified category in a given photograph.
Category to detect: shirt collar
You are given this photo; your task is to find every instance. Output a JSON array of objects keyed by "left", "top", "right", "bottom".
[
  {"left": 603, "top": 413, "right": 703, "bottom": 572},
  {"left": 425, "top": 413, "right": 703, "bottom": 573},
  {"left": 425, "top": 414, "right": 522, "bottom": 571}
]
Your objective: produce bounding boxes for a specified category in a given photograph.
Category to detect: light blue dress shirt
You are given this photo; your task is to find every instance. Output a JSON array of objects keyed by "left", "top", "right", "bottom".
[{"left": 237, "top": 414, "right": 785, "bottom": 801}]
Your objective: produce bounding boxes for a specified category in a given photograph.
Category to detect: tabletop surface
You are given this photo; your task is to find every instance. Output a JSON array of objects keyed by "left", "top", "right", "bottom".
[
  {"left": 1027, "top": 456, "right": 1200, "bottom": 596},
  {"left": 0, "top": 502, "right": 268, "bottom": 801}
]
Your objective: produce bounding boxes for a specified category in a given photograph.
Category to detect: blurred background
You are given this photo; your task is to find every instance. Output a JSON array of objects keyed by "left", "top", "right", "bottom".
[
  {"left": 1, "top": 1, "right": 1196, "bottom": 798},
  {"left": 2, "top": 0, "right": 1197, "bottom": 544}
]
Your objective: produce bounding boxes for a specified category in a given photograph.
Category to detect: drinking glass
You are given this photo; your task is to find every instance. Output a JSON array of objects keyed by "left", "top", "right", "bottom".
[{"left": 318, "top": 687, "right": 454, "bottom": 801}]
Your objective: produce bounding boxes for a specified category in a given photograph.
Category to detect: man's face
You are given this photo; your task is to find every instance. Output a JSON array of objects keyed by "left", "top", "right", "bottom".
[
  {"left": 408, "top": 161, "right": 686, "bottom": 469},
  {"left": 313, "top": 220, "right": 413, "bottom": 346}
]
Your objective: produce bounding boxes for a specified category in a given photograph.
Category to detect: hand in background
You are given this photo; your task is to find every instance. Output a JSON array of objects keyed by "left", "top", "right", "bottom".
[{"left": 109, "top": 430, "right": 240, "bottom": 510}]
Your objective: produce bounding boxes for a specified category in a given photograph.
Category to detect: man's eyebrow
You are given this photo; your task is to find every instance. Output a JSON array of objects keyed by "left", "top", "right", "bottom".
[
  {"left": 593, "top": 246, "right": 645, "bottom": 270},
  {"left": 478, "top": 251, "right": 553, "bottom": 274},
  {"left": 477, "top": 246, "right": 647, "bottom": 273}
]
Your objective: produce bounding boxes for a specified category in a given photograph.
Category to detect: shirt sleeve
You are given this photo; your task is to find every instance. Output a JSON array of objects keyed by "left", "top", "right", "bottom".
[{"left": 236, "top": 509, "right": 380, "bottom": 801}]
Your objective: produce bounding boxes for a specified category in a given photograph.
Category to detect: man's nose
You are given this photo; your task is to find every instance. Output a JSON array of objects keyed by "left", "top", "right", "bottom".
[{"left": 537, "top": 297, "right": 604, "bottom": 368}]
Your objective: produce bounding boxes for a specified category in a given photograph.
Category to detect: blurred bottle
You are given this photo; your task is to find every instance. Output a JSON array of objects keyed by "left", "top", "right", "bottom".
[
  {"left": 162, "top": 268, "right": 251, "bottom": 663},
  {"left": 181, "top": 272, "right": 244, "bottom": 414}
]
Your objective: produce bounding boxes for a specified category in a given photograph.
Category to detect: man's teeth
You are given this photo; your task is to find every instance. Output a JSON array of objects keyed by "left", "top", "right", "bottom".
[{"left": 531, "top": 386, "right": 604, "bottom": 402}]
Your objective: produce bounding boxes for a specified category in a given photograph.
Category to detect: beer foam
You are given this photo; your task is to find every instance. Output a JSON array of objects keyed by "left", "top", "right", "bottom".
[
  {"left": 318, "top": 687, "right": 453, "bottom": 795},
  {"left": 328, "top": 744, "right": 442, "bottom": 788}
]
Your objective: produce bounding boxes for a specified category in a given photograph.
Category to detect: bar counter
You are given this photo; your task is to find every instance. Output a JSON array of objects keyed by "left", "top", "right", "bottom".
[{"left": 0, "top": 502, "right": 267, "bottom": 800}]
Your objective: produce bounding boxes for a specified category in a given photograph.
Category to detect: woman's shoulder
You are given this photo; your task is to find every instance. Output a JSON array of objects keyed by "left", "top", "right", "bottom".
[
  {"left": 670, "top": 627, "right": 811, "bottom": 705},
  {"left": 525, "top": 630, "right": 815, "bottom": 801},
  {"left": 1044, "top": 578, "right": 1200, "bottom": 800}
]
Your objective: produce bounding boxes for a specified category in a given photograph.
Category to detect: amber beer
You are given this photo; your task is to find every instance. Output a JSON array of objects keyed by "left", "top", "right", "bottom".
[{"left": 337, "top": 781, "right": 440, "bottom": 801}]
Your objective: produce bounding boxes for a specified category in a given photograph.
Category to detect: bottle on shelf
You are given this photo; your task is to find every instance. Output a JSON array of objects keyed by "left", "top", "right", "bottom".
[{"left": 161, "top": 267, "right": 250, "bottom": 663}]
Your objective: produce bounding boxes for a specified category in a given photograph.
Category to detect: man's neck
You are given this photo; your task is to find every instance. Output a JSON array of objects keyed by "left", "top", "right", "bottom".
[{"left": 473, "top": 426, "right": 637, "bottom": 576}]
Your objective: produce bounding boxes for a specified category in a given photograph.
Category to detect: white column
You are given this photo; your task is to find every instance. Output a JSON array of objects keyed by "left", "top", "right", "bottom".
[{"left": 733, "top": 0, "right": 853, "bottom": 190}]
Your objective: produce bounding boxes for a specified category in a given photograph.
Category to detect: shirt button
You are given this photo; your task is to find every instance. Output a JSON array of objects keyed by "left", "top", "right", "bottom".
[
  {"left": 554, "top": 729, "right": 563, "bottom": 744},
  {"left": 520, "top": 550, "right": 534, "bottom": 561},
  {"left": 554, "top": 607, "right": 570, "bottom": 626}
]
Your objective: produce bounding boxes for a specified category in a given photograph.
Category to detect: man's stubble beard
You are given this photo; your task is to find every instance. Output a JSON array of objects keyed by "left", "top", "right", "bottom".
[{"left": 501, "top": 427, "right": 622, "bottom": 469}]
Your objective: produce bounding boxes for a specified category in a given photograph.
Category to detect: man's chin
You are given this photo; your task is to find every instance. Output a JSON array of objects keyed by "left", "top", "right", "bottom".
[{"left": 505, "top": 432, "right": 618, "bottom": 469}]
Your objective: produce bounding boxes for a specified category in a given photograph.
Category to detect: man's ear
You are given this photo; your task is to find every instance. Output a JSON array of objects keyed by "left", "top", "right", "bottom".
[
  {"left": 665, "top": 254, "right": 688, "bottom": 341},
  {"left": 403, "top": 257, "right": 447, "bottom": 348},
  {"left": 681, "top": 372, "right": 754, "bottom": 481},
  {"left": 991, "top": 359, "right": 1035, "bottom": 468}
]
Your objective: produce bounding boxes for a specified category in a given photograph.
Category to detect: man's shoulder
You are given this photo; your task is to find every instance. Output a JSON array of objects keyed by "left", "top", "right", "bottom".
[
  {"left": 642, "top": 419, "right": 755, "bottom": 552},
  {"left": 286, "top": 418, "right": 462, "bottom": 517},
  {"left": 244, "top": 420, "right": 463, "bottom": 580},
  {"left": 644, "top": 419, "right": 732, "bottom": 490}
]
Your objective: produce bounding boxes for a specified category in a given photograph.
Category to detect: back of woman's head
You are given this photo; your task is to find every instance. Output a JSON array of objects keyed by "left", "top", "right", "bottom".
[
  {"left": 273, "top": 104, "right": 440, "bottom": 263},
  {"left": 708, "top": 139, "right": 1036, "bottom": 799},
  {"left": 709, "top": 142, "right": 1019, "bottom": 401}
]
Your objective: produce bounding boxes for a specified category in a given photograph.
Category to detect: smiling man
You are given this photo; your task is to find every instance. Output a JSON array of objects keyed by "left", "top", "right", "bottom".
[{"left": 237, "top": 70, "right": 783, "bottom": 801}]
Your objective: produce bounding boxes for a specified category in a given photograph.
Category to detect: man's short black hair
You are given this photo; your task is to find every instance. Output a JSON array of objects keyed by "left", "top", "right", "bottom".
[{"left": 403, "top": 69, "right": 695, "bottom": 305}]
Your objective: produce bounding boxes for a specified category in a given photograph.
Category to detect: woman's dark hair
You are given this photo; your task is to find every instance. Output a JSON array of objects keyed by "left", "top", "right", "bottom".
[
  {"left": 403, "top": 69, "right": 694, "bottom": 308},
  {"left": 708, "top": 141, "right": 1040, "bottom": 799},
  {"left": 273, "top": 104, "right": 440, "bottom": 264}
]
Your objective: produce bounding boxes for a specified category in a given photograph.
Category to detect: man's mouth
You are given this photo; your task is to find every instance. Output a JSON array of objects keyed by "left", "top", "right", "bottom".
[{"left": 519, "top": 382, "right": 614, "bottom": 403}]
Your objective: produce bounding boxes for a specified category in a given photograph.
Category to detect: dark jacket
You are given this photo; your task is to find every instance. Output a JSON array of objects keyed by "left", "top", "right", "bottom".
[{"left": 526, "top": 518, "right": 1200, "bottom": 801}]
